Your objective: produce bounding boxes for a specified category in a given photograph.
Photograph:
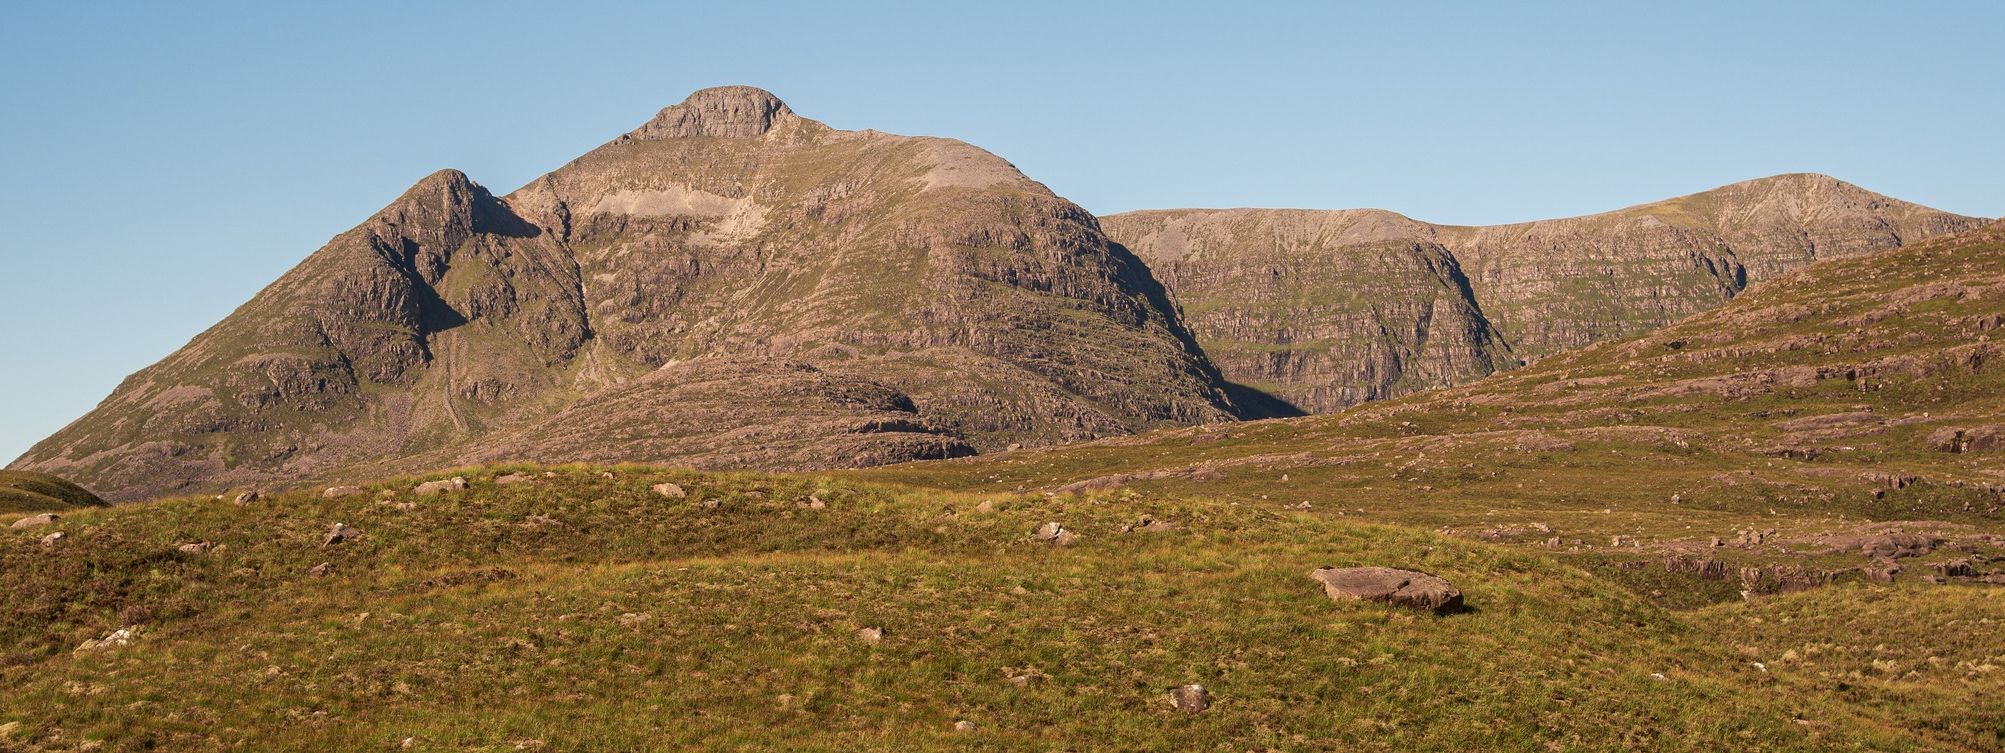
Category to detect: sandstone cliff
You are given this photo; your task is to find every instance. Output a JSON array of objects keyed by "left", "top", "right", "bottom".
[
  {"left": 13, "top": 87, "right": 1237, "bottom": 501},
  {"left": 1106, "top": 174, "right": 1985, "bottom": 413}
]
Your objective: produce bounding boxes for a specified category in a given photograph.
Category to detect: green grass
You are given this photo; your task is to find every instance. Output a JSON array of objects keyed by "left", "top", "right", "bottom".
[{"left": 0, "top": 470, "right": 106, "bottom": 516}]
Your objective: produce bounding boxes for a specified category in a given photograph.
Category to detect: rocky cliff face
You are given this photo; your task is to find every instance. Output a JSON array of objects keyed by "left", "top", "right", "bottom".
[
  {"left": 1106, "top": 174, "right": 1986, "bottom": 413},
  {"left": 13, "top": 87, "right": 1237, "bottom": 501}
]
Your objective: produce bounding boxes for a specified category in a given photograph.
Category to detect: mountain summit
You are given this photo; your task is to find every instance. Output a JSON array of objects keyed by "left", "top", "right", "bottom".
[{"left": 13, "top": 87, "right": 1240, "bottom": 501}]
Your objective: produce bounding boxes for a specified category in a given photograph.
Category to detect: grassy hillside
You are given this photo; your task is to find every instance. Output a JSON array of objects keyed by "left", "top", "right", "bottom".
[
  {"left": 3, "top": 467, "right": 1994, "bottom": 752},
  {"left": 0, "top": 471, "right": 105, "bottom": 516},
  {"left": 5, "top": 223, "right": 2005, "bottom": 751}
]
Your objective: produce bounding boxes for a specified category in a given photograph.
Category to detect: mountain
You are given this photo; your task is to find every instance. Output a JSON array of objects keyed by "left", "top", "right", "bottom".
[
  {"left": 9, "top": 222, "right": 2005, "bottom": 752},
  {"left": 1105, "top": 174, "right": 1986, "bottom": 413},
  {"left": 10, "top": 87, "right": 1238, "bottom": 502}
]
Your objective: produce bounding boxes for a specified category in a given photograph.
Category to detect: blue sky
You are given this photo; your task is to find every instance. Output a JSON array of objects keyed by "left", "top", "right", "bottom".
[{"left": 2, "top": 1, "right": 1999, "bottom": 462}]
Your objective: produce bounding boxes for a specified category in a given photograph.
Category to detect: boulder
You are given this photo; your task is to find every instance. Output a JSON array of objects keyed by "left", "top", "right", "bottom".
[
  {"left": 322, "top": 485, "right": 365, "bottom": 499},
  {"left": 414, "top": 477, "right": 468, "bottom": 496},
  {"left": 1167, "top": 684, "right": 1211, "bottom": 714},
  {"left": 652, "top": 482, "right": 687, "bottom": 499},
  {"left": 323, "top": 523, "right": 361, "bottom": 546},
  {"left": 74, "top": 626, "right": 140, "bottom": 654},
  {"left": 1308, "top": 566, "right": 1463, "bottom": 614},
  {"left": 1859, "top": 533, "right": 1942, "bottom": 559},
  {"left": 9, "top": 513, "right": 58, "bottom": 529}
]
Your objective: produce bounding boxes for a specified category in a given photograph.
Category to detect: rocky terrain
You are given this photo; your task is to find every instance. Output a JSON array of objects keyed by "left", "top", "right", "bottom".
[
  {"left": 9, "top": 87, "right": 1237, "bottom": 502},
  {"left": 1106, "top": 174, "right": 1986, "bottom": 413},
  {"left": 6, "top": 221, "right": 2005, "bottom": 751}
]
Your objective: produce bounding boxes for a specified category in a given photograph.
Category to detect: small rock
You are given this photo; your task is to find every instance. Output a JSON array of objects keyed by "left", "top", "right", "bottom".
[
  {"left": 1935, "top": 559, "right": 1977, "bottom": 578},
  {"left": 323, "top": 523, "right": 361, "bottom": 546},
  {"left": 1308, "top": 566, "right": 1464, "bottom": 615},
  {"left": 493, "top": 473, "right": 533, "bottom": 485},
  {"left": 855, "top": 626, "right": 884, "bottom": 644},
  {"left": 700, "top": 498, "right": 721, "bottom": 510},
  {"left": 413, "top": 477, "right": 468, "bottom": 496},
  {"left": 952, "top": 720, "right": 977, "bottom": 733},
  {"left": 1005, "top": 443, "right": 1023, "bottom": 452},
  {"left": 1033, "top": 522, "right": 1066, "bottom": 541},
  {"left": 1168, "top": 684, "right": 1211, "bottom": 714},
  {"left": 1005, "top": 667, "right": 1045, "bottom": 686},
  {"left": 177, "top": 541, "right": 214, "bottom": 555},
  {"left": 652, "top": 482, "right": 687, "bottom": 498},
  {"left": 1865, "top": 558, "right": 1902, "bottom": 583},
  {"left": 1121, "top": 515, "right": 1175, "bottom": 533},
  {"left": 9, "top": 513, "right": 59, "bottom": 529},
  {"left": 800, "top": 495, "right": 827, "bottom": 510},
  {"left": 233, "top": 491, "right": 261, "bottom": 505},
  {"left": 1545, "top": 537, "right": 1562, "bottom": 548},
  {"left": 322, "top": 485, "right": 364, "bottom": 499},
  {"left": 0, "top": 721, "right": 19, "bottom": 737},
  {"left": 973, "top": 499, "right": 995, "bottom": 513},
  {"left": 74, "top": 625, "right": 140, "bottom": 654},
  {"left": 40, "top": 531, "right": 66, "bottom": 547},
  {"left": 617, "top": 612, "right": 650, "bottom": 627},
  {"left": 308, "top": 562, "right": 334, "bottom": 577},
  {"left": 399, "top": 737, "right": 418, "bottom": 750},
  {"left": 598, "top": 471, "right": 615, "bottom": 480}
]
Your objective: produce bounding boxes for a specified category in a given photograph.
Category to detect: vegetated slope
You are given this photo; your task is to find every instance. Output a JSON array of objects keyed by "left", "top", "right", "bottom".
[
  {"left": 0, "top": 468, "right": 1982, "bottom": 752},
  {"left": 1106, "top": 174, "right": 1986, "bottom": 413},
  {"left": 0, "top": 471, "right": 105, "bottom": 515},
  {"left": 9, "top": 87, "right": 1237, "bottom": 502},
  {"left": 6, "top": 224, "right": 2005, "bottom": 751}
]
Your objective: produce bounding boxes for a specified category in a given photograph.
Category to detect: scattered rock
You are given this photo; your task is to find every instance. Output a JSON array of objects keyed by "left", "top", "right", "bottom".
[
  {"left": 1935, "top": 559, "right": 1977, "bottom": 578},
  {"left": 322, "top": 485, "right": 364, "bottom": 499},
  {"left": 1308, "top": 567, "right": 1464, "bottom": 615},
  {"left": 9, "top": 513, "right": 58, "bottom": 529},
  {"left": 1120, "top": 515, "right": 1175, "bottom": 533},
  {"left": 308, "top": 562, "right": 334, "bottom": 577},
  {"left": 855, "top": 626, "right": 884, "bottom": 644},
  {"left": 1858, "top": 533, "right": 1942, "bottom": 559},
  {"left": 1167, "top": 684, "right": 1211, "bottom": 714},
  {"left": 74, "top": 625, "right": 140, "bottom": 654},
  {"left": 413, "top": 477, "right": 468, "bottom": 496},
  {"left": 323, "top": 523, "right": 361, "bottom": 546},
  {"left": 493, "top": 472, "right": 533, "bottom": 485},
  {"left": 177, "top": 541, "right": 214, "bottom": 555},
  {"left": 40, "top": 531, "right": 66, "bottom": 547},
  {"left": 233, "top": 490, "right": 261, "bottom": 505},
  {"left": 652, "top": 482, "right": 687, "bottom": 498}
]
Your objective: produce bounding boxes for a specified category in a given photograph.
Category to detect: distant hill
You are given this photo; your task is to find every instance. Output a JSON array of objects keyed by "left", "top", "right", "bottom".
[
  {"left": 1106, "top": 173, "right": 1986, "bottom": 413},
  {"left": 0, "top": 470, "right": 106, "bottom": 514}
]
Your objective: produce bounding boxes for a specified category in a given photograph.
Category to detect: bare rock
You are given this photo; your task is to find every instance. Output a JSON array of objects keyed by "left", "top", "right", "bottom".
[
  {"left": 854, "top": 626, "right": 884, "bottom": 644},
  {"left": 322, "top": 485, "right": 365, "bottom": 499},
  {"left": 1308, "top": 566, "right": 1464, "bottom": 614},
  {"left": 1167, "top": 684, "right": 1211, "bottom": 714},
  {"left": 9, "top": 513, "right": 59, "bottom": 529},
  {"left": 1865, "top": 558, "right": 1901, "bottom": 583},
  {"left": 323, "top": 523, "right": 361, "bottom": 546},
  {"left": 1859, "top": 533, "right": 1943, "bottom": 559},
  {"left": 413, "top": 477, "right": 468, "bottom": 496},
  {"left": 1935, "top": 559, "right": 1978, "bottom": 578},
  {"left": 1033, "top": 522, "right": 1066, "bottom": 541},
  {"left": 74, "top": 625, "right": 140, "bottom": 654},
  {"left": 652, "top": 482, "right": 687, "bottom": 498},
  {"left": 799, "top": 495, "right": 826, "bottom": 510}
]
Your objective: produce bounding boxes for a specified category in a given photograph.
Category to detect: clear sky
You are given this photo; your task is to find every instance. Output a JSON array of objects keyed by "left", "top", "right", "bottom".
[{"left": 2, "top": 1, "right": 1999, "bottom": 463}]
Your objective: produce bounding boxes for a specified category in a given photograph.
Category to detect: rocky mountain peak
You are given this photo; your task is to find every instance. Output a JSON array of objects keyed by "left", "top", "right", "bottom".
[{"left": 622, "top": 85, "right": 799, "bottom": 140}]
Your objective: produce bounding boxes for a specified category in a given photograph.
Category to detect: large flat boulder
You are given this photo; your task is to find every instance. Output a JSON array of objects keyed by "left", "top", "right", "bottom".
[{"left": 1308, "top": 566, "right": 1463, "bottom": 615}]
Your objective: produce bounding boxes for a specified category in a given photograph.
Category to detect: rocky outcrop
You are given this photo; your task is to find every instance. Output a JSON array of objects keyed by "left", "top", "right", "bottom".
[
  {"left": 13, "top": 87, "right": 1239, "bottom": 501},
  {"left": 1107, "top": 175, "right": 1985, "bottom": 413},
  {"left": 1308, "top": 566, "right": 1464, "bottom": 614}
]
